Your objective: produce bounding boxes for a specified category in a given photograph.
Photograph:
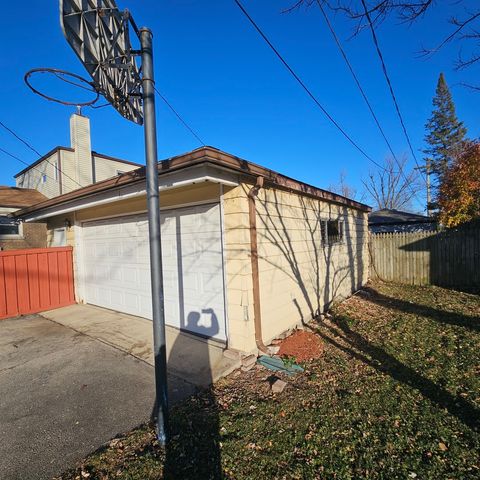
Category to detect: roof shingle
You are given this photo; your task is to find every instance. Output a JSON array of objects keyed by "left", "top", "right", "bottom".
[{"left": 0, "top": 186, "right": 48, "bottom": 208}]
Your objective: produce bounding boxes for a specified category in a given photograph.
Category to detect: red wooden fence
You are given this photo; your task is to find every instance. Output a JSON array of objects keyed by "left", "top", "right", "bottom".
[{"left": 0, "top": 247, "right": 75, "bottom": 320}]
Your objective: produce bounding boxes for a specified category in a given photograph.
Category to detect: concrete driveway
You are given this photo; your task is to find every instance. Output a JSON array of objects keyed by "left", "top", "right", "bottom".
[{"left": 0, "top": 315, "right": 193, "bottom": 480}]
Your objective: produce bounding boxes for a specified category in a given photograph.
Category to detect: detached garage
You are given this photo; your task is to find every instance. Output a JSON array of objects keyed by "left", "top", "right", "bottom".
[{"left": 15, "top": 147, "right": 370, "bottom": 354}]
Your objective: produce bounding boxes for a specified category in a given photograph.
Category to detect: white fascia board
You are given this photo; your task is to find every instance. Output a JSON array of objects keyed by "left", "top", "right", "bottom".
[{"left": 22, "top": 164, "right": 239, "bottom": 222}]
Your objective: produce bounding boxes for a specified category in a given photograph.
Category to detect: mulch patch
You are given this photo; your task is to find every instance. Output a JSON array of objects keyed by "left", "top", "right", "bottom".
[{"left": 277, "top": 329, "right": 323, "bottom": 363}]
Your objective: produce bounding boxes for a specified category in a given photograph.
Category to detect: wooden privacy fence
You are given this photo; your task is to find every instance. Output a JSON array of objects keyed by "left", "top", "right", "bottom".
[
  {"left": 369, "top": 228, "right": 480, "bottom": 288},
  {"left": 0, "top": 247, "right": 75, "bottom": 320}
]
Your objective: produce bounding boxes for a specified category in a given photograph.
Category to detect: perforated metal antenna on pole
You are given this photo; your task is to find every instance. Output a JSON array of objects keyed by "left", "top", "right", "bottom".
[{"left": 60, "top": 0, "right": 169, "bottom": 444}]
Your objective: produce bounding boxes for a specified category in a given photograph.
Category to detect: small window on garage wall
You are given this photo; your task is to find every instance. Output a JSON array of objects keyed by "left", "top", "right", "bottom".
[
  {"left": 0, "top": 217, "right": 22, "bottom": 237},
  {"left": 51, "top": 228, "right": 66, "bottom": 247},
  {"left": 321, "top": 219, "right": 344, "bottom": 245}
]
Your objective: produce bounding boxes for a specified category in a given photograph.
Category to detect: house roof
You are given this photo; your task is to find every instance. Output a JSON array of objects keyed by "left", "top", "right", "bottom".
[
  {"left": 14, "top": 147, "right": 142, "bottom": 178},
  {"left": 13, "top": 147, "right": 72, "bottom": 178},
  {"left": 0, "top": 186, "right": 48, "bottom": 208},
  {"left": 14, "top": 146, "right": 371, "bottom": 217},
  {"left": 369, "top": 208, "right": 433, "bottom": 225},
  {"left": 91, "top": 151, "right": 143, "bottom": 167}
]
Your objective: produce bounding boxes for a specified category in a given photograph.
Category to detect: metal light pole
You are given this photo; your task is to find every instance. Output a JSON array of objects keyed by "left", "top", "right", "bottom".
[{"left": 140, "top": 27, "right": 169, "bottom": 445}]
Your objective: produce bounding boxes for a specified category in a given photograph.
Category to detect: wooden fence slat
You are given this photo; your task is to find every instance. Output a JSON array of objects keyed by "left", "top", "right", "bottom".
[
  {"left": 3, "top": 256, "right": 19, "bottom": 318},
  {"left": 27, "top": 254, "right": 40, "bottom": 312},
  {"left": 47, "top": 253, "right": 60, "bottom": 307},
  {"left": 369, "top": 228, "right": 480, "bottom": 289},
  {"left": 0, "top": 247, "right": 75, "bottom": 320},
  {"left": 15, "top": 255, "right": 30, "bottom": 313},
  {"left": 0, "top": 258, "right": 6, "bottom": 317},
  {"left": 37, "top": 253, "right": 51, "bottom": 309}
]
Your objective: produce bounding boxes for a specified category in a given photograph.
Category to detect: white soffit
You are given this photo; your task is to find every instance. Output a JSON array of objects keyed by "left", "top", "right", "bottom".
[{"left": 22, "top": 164, "right": 239, "bottom": 222}]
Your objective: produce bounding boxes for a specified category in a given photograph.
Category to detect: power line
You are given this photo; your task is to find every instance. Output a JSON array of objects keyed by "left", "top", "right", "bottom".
[
  {"left": 0, "top": 120, "right": 43, "bottom": 157},
  {"left": 233, "top": 0, "right": 388, "bottom": 172},
  {"left": 359, "top": 0, "right": 427, "bottom": 183},
  {"left": 316, "top": 1, "right": 397, "bottom": 162},
  {"left": 0, "top": 119, "right": 83, "bottom": 189},
  {"left": 154, "top": 87, "right": 205, "bottom": 146},
  {"left": 0, "top": 146, "right": 64, "bottom": 190},
  {"left": 315, "top": 0, "right": 424, "bottom": 205}
]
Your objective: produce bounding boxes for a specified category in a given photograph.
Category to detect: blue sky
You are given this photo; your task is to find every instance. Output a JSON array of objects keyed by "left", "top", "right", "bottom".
[{"left": 1, "top": 1, "right": 479, "bottom": 212}]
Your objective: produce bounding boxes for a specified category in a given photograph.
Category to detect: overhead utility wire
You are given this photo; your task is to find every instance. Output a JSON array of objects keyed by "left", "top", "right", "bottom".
[
  {"left": 0, "top": 120, "right": 43, "bottom": 157},
  {"left": 0, "top": 146, "right": 65, "bottom": 190},
  {"left": 315, "top": 0, "right": 424, "bottom": 204},
  {"left": 0, "top": 119, "right": 83, "bottom": 189},
  {"left": 359, "top": 0, "right": 427, "bottom": 182},
  {"left": 233, "top": 0, "right": 387, "bottom": 172},
  {"left": 154, "top": 87, "right": 206, "bottom": 146}
]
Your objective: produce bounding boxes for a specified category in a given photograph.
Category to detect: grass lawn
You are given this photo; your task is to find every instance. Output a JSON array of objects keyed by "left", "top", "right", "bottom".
[{"left": 58, "top": 282, "right": 480, "bottom": 479}]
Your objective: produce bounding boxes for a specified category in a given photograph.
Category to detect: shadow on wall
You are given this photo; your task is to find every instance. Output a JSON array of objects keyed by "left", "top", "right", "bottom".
[
  {"left": 399, "top": 225, "right": 480, "bottom": 292},
  {"left": 255, "top": 188, "right": 367, "bottom": 327}
]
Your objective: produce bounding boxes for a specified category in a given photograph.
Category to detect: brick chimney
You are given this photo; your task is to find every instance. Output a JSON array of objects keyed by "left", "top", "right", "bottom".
[{"left": 70, "top": 113, "right": 92, "bottom": 187}]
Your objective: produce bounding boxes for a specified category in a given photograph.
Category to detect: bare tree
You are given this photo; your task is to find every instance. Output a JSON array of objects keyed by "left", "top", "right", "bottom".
[
  {"left": 328, "top": 170, "right": 357, "bottom": 199},
  {"left": 362, "top": 155, "right": 420, "bottom": 210},
  {"left": 286, "top": 1, "right": 480, "bottom": 74}
]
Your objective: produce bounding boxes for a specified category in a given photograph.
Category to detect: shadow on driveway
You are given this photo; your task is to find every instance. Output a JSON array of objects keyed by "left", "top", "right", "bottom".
[{"left": 0, "top": 315, "right": 194, "bottom": 480}]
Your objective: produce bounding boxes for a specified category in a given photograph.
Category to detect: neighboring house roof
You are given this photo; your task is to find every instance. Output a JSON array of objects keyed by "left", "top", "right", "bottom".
[
  {"left": 13, "top": 147, "right": 143, "bottom": 178},
  {"left": 369, "top": 209, "right": 433, "bottom": 226},
  {"left": 14, "top": 146, "right": 371, "bottom": 218},
  {"left": 0, "top": 186, "right": 47, "bottom": 208},
  {"left": 369, "top": 208, "right": 437, "bottom": 233}
]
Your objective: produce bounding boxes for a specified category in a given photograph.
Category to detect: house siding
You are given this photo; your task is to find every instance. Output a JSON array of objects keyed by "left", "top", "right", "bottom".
[
  {"left": 16, "top": 150, "right": 139, "bottom": 200},
  {"left": 16, "top": 151, "right": 61, "bottom": 198},
  {"left": 222, "top": 182, "right": 369, "bottom": 352},
  {"left": 70, "top": 114, "right": 92, "bottom": 187},
  {"left": 222, "top": 185, "right": 257, "bottom": 352},
  {"left": 92, "top": 155, "right": 140, "bottom": 182},
  {"left": 59, "top": 149, "right": 79, "bottom": 193}
]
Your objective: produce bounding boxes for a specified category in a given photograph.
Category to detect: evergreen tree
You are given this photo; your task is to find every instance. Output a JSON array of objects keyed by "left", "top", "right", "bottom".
[{"left": 424, "top": 73, "right": 467, "bottom": 182}]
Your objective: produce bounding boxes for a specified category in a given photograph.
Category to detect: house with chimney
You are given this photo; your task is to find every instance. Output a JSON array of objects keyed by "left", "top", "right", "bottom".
[
  {"left": 0, "top": 113, "right": 141, "bottom": 250},
  {"left": 14, "top": 113, "right": 141, "bottom": 198}
]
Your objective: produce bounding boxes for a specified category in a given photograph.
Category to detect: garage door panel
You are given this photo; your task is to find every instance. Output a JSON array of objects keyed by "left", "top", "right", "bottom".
[{"left": 82, "top": 203, "right": 226, "bottom": 341}]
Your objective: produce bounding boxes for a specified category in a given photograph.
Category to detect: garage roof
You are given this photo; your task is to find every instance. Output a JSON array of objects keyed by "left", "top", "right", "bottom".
[{"left": 14, "top": 146, "right": 371, "bottom": 217}]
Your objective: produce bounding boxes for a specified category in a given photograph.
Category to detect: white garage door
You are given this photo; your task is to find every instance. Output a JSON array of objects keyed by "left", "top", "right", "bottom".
[{"left": 82, "top": 203, "right": 227, "bottom": 341}]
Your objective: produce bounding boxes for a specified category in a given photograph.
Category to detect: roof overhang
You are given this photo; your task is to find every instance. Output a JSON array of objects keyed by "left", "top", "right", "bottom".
[
  {"left": 15, "top": 146, "right": 371, "bottom": 221},
  {"left": 19, "top": 163, "right": 238, "bottom": 222}
]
